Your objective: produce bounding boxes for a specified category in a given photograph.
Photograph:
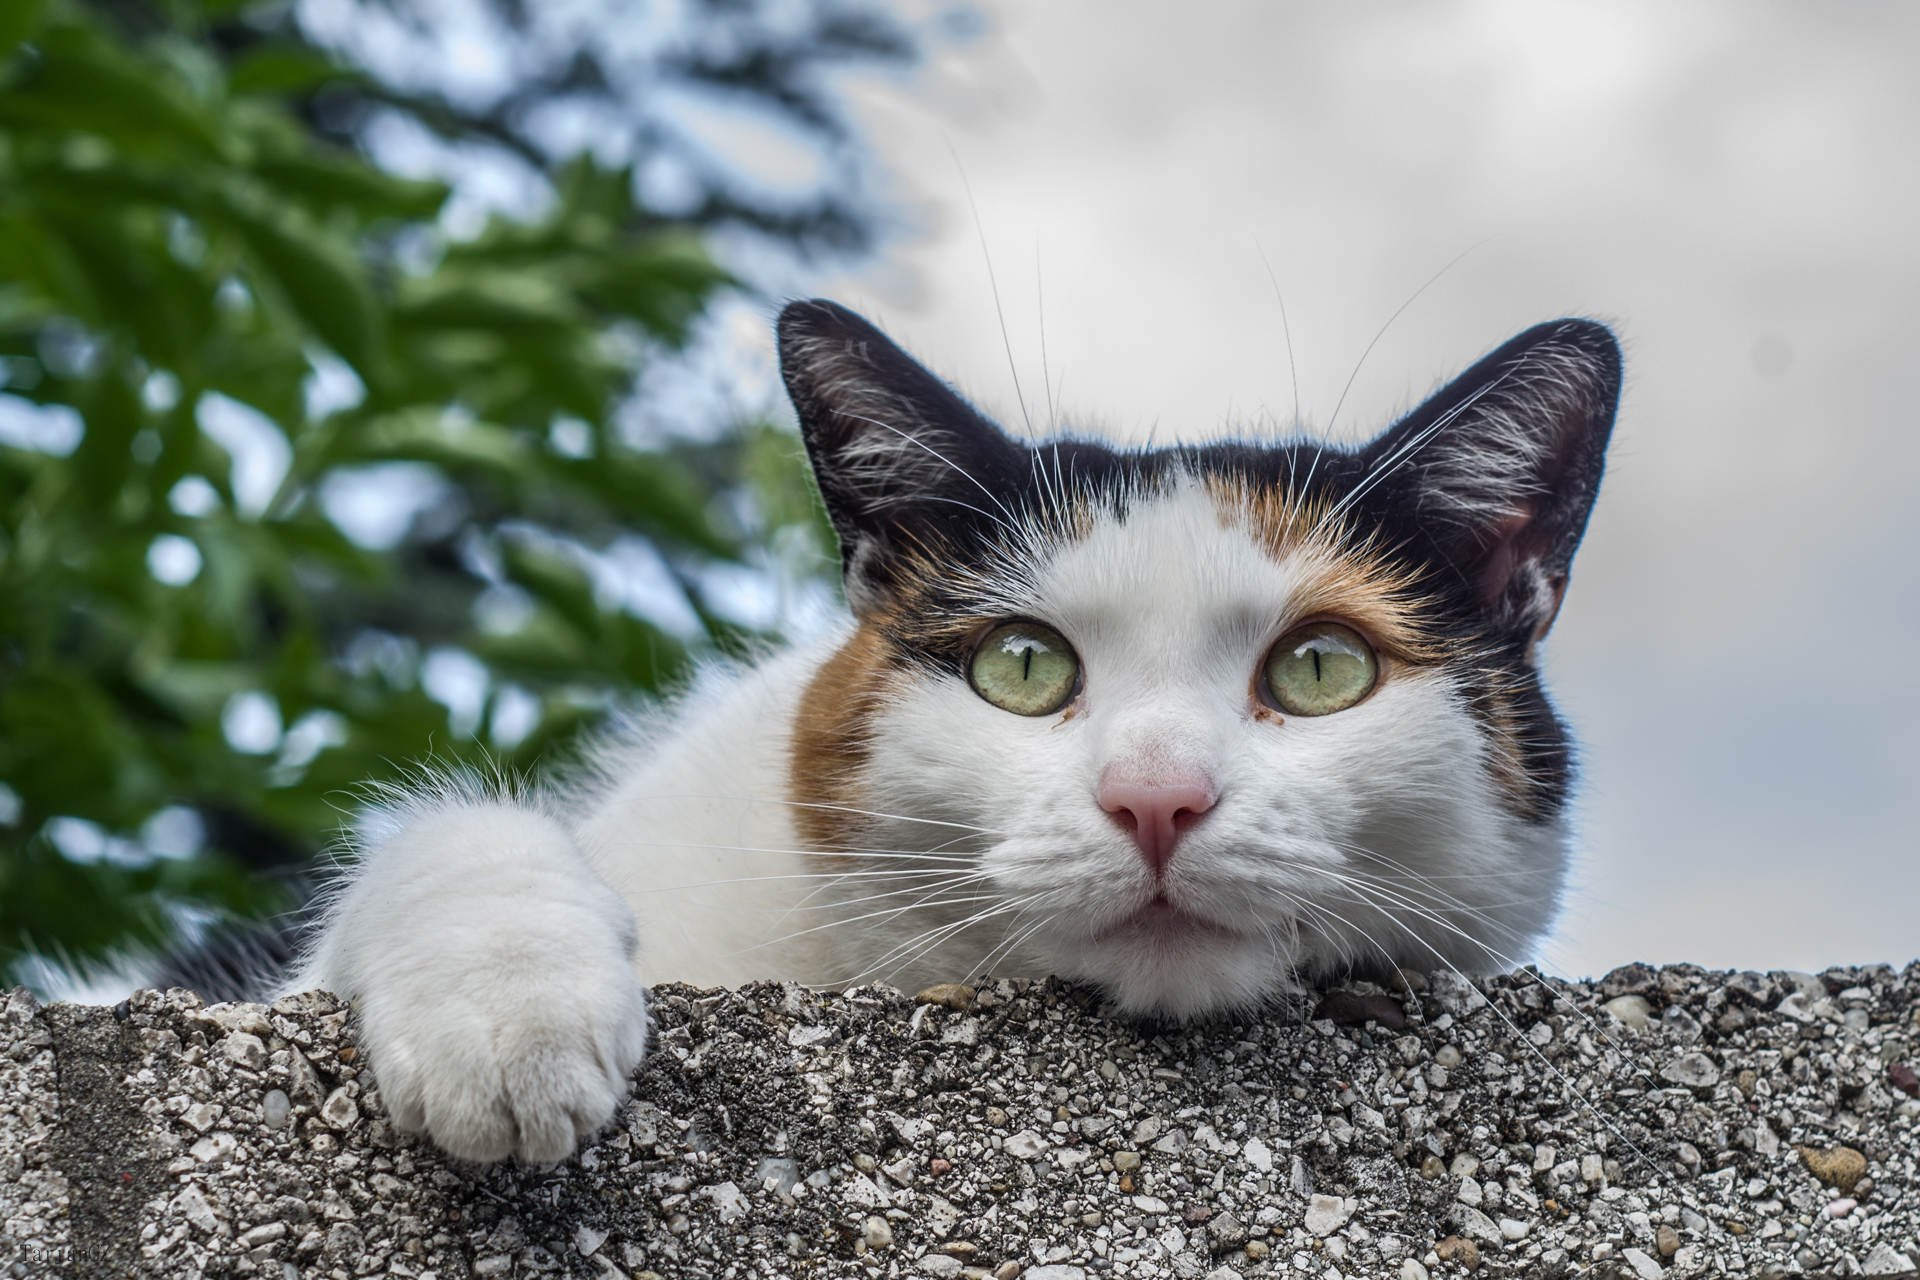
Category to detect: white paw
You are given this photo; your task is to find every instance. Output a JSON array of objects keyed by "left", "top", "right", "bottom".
[
  {"left": 363, "top": 955, "right": 647, "bottom": 1164},
  {"left": 299, "top": 801, "right": 650, "bottom": 1163}
]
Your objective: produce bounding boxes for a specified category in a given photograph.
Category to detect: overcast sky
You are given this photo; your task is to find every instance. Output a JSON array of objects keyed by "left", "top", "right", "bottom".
[{"left": 797, "top": 0, "right": 1920, "bottom": 980}]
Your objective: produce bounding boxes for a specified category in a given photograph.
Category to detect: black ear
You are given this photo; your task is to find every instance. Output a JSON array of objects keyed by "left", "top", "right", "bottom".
[
  {"left": 1363, "top": 320, "right": 1621, "bottom": 643},
  {"left": 778, "top": 299, "right": 1029, "bottom": 613}
]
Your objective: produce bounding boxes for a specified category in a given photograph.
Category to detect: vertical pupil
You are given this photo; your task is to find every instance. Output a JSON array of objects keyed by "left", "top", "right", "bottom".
[
  {"left": 1312, "top": 648, "right": 1322, "bottom": 681},
  {"left": 1022, "top": 648, "right": 1032, "bottom": 680}
]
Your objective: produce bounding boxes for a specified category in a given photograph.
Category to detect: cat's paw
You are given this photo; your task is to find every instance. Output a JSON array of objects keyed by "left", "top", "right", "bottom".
[
  {"left": 297, "top": 801, "right": 649, "bottom": 1163},
  {"left": 362, "top": 953, "right": 648, "bottom": 1164}
]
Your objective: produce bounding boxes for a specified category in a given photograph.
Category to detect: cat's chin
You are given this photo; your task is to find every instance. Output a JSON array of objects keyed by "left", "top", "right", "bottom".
[
  {"left": 1065, "top": 900, "right": 1288, "bottom": 1020},
  {"left": 1096, "top": 897, "right": 1233, "bottom": 941}
]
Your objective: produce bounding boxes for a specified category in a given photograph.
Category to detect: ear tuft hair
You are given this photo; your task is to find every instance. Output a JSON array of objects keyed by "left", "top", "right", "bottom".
[
  {"left": 1364, "top": 320, "right": 1622, "bottom": 641},
  {"left": 778, "top": 299, "right": 1026, "bottom": 613}
]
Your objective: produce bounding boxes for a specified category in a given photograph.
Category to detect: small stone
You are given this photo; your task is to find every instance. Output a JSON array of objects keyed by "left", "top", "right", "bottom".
[
  {"left": 787, "top": 1023, "right": 836, "bottom": 1048},
  {"left": 319, "top": 1088, "right": 359, "bottom": 1131},
  {"left": 181, "top": 1102, "right": 220, "bottom": 1133},
  {"left": 190, "top": 1131, "right": 238, "bottom": 1166},
  {"left": 993, "top": 1263, "right": 1023, "bottom": 1280},
  {"left": 1400, "top": 1260, "right": 1431, "bottom": 1280},
  {"left": 1660, "top": 1052, "right": 1721, "bottom": 1091},
  {"left": 1863, "top": 1245, "right": 1918, "bottom": 1274},
  {"left": 930, "top": 1157, "right": 951, "bottom": 1176},
  {"left": 1433, "top": 1234, "right": 1480, "bottom": 1271},
  {"left": 1244, "top": 1240, "right": 1270, "bottom": 1261},
  {"left": 1022, "top": 1267, "right": 1080, "bottom": 1280},
  {"left": 1241, "top": 1134, "right": 1273, "bottom": 1172},
  {"left": 1206, "top": 1209, "right": 1246, "bottom": 1248},
  {"left": 1599, "top": 963, "right": 1657, "bottom": 998},
  {"left": 710, "top": 1181, "right": 749, "bottom": 1223},
  {"left": 1453, "top": 1206, "right": 1502, "bottom": 1245},
  {"left": 1131, "top": 1195, "right": 1169, "bottom": 1213},
  {"left": 1825, "top": 1197, "right": 1857, "bottom": 1219},
  {"left": 917, "top": 1256, "right": 962, "bottom": 1278},
  {"left": 238, "top": 1222, "right": 288, "bottom": 1248},
  {"left": 862, "top": 1216, "right": 893, "bottom": 1250},
  {"left": 1655, "top": 1224, "right": 1680, "bottom": 1256},
  {"left": 1003, "top": 1130, "right": 1047, "bottom": 1160},
  {"left": 1420, "top": 1155, "right": 1445, "bottom": 1180},
  {"left": 1889, "top": 1061, "right": 1920, "bottom": 1097},
  {"left": 1112, "top": 1150, "right": 1142, "bottom": 1172},
  {"left": 1497, "top": 1217, "right": 1528, "bottom": 1241},
  {"left": 221, "top": 1032, "right": 267, "bottom": 1070},
  {"left": 913, "top": 984, "right": 975, "bottom": 1011},
  {"left": 1797, "top": 1144, "right": 1868, "bottom": 1193},
  {"left": 174, "top": 1184, "right": 221, "bottom": 1234},
  {"left": 1303, "top": 1193, "right": 1352, "bottom": 1236},
  {"left": 1620, "top": 1246, "right": 1663, "bottom": 1280},
  {"left": 1604, "top": 995, "right": 1652, "bottom": 1030},
  {"left": 261, "top": 1089, "right": 291, "bottom": 1129}
]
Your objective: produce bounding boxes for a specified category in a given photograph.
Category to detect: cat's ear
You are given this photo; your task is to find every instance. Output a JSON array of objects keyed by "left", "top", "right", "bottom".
[
  {"left": 778, "top": 299, "right": 1027, "bottom": 612},
  {"left": 1363, "top": 319, "right": 1621, "bottom": 643}
]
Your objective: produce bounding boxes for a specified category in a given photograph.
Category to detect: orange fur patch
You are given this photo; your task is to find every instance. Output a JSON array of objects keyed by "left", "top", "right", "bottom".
[
  {"left": 1205, "top": 475, "right": 1448, "bottom": 667},
  {"left": 788, "top": 624, "right": 892, "bottom": 854}
]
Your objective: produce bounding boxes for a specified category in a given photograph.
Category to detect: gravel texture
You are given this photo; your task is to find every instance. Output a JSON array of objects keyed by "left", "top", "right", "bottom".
[{"left": 4, "top": 964, "right": 1920, "bottom": 1279}]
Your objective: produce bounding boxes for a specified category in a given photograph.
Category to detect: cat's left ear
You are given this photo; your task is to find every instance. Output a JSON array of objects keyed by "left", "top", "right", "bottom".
[
  {"left": 777, "top": 299, "right": 1029, "bottom": 613},
  {"left": 1363, "top": 319, "right": 1622, "bottom": 643}
]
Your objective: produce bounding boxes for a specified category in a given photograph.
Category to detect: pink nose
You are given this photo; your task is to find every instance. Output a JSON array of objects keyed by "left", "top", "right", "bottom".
[{"left": 1099, "top": 775, "right": 1216, "bottom": 874}]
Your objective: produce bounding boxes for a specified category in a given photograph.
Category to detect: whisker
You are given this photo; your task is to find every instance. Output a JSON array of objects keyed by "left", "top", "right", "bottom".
[
  {"left": 1253, "top": 236, "right": 1301, "bottom": 432},
  {"left": 1325, "top": 236, "right": 1491, "bottom": 436},
  {"left": 1293, "top": 872, "right": 1669, "bottom": 1179},
  {"left": 633, "top": 795, "right": 1002, "bottom": 836},
  {"left": 949, "top": 141, "right": 1034, "bottom": 437}
]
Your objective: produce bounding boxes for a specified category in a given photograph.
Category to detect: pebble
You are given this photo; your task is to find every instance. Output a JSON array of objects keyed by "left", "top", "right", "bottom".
[
  {"left": 1658, "top": 1051, "right": 1720, "bottom": 1090},
  {"left": 1303, "top": 1192, "right": 1352, "bottom": 1236},
  {"left": 1798, "top": 1143, "right": 1868, "bottom": 1193},
  {"left": 261, "top": 1088, "right": 290, "bottom": 1129},
  {"left": 862, "top": 1215, "right": 893, "bottom": 1250},
  {"left": 1603, "top": 994, "right": 1652, "bottom": 1029},
  {"left": 1620, "top": 1245, "right": 1663, "bottom": 1280},
  {"left": 1890, "top": 1060, "right": 1920, "bottom": 1097},
  {"left": 1433, "top": 1234, "right": 1480, "bottom": 1270}
]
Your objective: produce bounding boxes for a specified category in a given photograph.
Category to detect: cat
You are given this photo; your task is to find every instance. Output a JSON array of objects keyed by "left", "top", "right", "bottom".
[{"left": 285, "top": 298, "right": 1621, "bottom": 1164}]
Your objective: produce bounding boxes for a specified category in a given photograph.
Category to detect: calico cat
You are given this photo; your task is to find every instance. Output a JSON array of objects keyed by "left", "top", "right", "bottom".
[{"left": 287, "top": 299, "right": 1621, "bottom": 1164}]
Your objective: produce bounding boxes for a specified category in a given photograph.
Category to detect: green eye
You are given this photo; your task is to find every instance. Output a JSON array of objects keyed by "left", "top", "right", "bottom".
[
  {"left": 1264, "top": 621, "right": 1377, "bottom": 717},
  {"left": 970, "top": 621, "right": 1080, "bottom": 716}
]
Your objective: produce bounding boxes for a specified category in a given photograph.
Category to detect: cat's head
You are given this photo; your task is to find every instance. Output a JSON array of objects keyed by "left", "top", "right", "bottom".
[{"left": 776, "top": 299, "right": 1620, "bottom": 1016}]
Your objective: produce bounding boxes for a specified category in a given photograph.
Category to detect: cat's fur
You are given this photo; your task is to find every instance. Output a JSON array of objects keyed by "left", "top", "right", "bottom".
[{"left": 288, "top": 300, "right": 1621, "bottom": 1163}]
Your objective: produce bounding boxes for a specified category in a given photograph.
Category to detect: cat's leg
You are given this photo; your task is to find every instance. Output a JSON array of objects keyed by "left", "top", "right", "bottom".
[{"left": 285, "top": 797, "right": 647, "bottom": 1164}]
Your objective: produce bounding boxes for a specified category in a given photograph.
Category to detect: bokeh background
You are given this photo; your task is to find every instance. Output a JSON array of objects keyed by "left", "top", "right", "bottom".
[{"left": 4, "top": 0, "right": 1915, "bottom": 995}]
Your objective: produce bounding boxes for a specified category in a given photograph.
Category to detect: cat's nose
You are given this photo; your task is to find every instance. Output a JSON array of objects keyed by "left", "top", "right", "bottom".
[{"left": 1098, "top": 775, "right": 1216, "bottom": 875}]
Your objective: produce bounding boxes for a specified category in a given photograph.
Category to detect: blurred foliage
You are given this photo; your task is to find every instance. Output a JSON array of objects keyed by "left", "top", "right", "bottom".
[{"left": 0, "top": 0, "right": 894, "bottom": 988}]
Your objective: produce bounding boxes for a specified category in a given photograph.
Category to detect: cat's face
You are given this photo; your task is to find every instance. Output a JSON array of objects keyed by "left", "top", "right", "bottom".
[{"left": 777, "top": 301, "right": 1619, "bottom": 1017}]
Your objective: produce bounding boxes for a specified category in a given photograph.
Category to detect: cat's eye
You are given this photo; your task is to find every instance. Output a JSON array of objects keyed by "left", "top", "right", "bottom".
[
  {"left": 1262, "top": 621, "right": 1377, "bottom": 717},
  {"left": 970, "top": 621, "right": 1080, "bottom": 716}
]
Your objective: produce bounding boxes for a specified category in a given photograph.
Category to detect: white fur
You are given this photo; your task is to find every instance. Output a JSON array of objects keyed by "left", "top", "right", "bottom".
[{"left": 296, "top": 474, "right": 1566, "bottom": 1162}]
